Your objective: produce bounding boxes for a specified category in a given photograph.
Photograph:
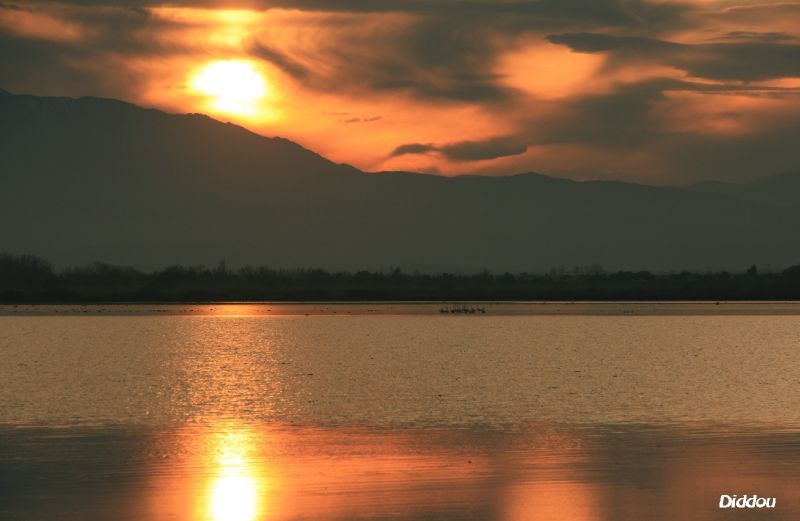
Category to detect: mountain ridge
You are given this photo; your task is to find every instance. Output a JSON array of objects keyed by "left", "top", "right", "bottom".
[
  {"left": 6, "top": 90, "right": 798, "bottom": 190},
  {"left": 682, "top": 171, "right": 800, "bottom": 207},
  {"left": 2, "top": 91, "right": 799, "bottom": 272}
]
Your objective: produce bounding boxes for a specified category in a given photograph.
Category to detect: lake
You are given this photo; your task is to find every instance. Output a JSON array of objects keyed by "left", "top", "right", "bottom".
[{"left": 1, "top": 303, "right": 799, "bottom": 520}]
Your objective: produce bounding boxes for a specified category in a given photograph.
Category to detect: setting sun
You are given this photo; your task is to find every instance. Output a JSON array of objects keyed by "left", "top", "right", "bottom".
[{"left": 190, "top": 60, "right": 267, "bottom": 117}]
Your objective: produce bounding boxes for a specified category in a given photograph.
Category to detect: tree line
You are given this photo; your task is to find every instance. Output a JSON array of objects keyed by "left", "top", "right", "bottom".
[{"left": 2, "top": 252, "right": 800, "bottom": 302}]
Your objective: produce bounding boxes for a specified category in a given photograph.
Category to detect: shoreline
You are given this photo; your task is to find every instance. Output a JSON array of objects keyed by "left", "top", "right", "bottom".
[{"left": 4, "top": 300, "right": 800, "bottom": 316}]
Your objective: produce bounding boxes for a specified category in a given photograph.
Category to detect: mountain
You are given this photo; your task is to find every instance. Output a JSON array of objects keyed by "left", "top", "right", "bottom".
[
  {"left": 683, "top": 172, "right": 800, "bottom": 208},
  {"left": 2, "top": 91, "right": 799, "bottom": 272}
]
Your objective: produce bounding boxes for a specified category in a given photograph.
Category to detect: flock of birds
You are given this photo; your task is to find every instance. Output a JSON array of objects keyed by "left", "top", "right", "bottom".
[{"left": 439, "top": 304, "right": 487, "bottom": 314}]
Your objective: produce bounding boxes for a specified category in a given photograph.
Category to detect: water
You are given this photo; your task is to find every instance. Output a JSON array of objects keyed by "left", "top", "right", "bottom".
[{"left": 1, "top": 304, "right": 799, "bottom": 520}]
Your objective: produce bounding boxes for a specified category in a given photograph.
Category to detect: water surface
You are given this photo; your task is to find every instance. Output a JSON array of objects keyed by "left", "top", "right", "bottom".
[{"left": 1, "top": 304, "right": 799, "bottom": 520}]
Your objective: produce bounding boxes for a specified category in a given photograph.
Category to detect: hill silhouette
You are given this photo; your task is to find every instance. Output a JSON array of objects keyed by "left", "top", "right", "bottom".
[
  {"left": 683, "top": 171, "right": 800, "bottom": 207},
  {"left": 2, "top": 91, "right": 799, "bottom": 272}
]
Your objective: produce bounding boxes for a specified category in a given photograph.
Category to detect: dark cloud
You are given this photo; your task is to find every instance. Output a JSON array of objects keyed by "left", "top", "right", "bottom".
[
  {"left": 255, "top": 0, "right": 692, "bottom": 33},
  {"left": 536, "top": 76, "right": 800, "bottom": 149},
  {"left": 250, "top": 42, "right": 311, "bottom": 80},
  {"left": 440, "top": 136, "right": 528, "bottom": 161},
  {"left": 707, "top": 2, "right": 800, "bottom": 23},
  {"left": 711, "top": 31, "right": 796, "bottom": 43},
  {"left": 547, "top": 32, "right": 669, "bottom": 53},
  {"left": 391, "top": 143, "right": 437, "bottom": 156},
  {"left": 547, "top": 32, "right": 800, "bottom": 81},
  {"left": 0, "top": 3, "right": 190, "bottom": 99},
  {"left": 532, "top": 80, "right": 671, "bottom": 148},
  {"left": 20, "top": 0, "right": 691, "bottom": 29},
  {"left": 504, "top": 77, "right": 800, "bottom": 182},
  {"left": 0, "top": 33, "right": 125, "bottom": 97},
  {"left": 392, "top": 136, "right": 527, "bottom": 161},
  {"left": 248, "top": 14, "right": 520, "bottom": 103},
  {"left": 255, "top": 21, "right": 511, "bottom": 103},
  {"left": 342, "top": 115, "right": 381, "bottom": 124},
  {"left": 0, "top": 2, "right": 191, "bottom": 53}
]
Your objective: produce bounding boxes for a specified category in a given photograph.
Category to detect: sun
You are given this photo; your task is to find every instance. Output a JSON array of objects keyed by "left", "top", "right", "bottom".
[{"left": 190, "top": 60, "right": 267, "bottom": 117}]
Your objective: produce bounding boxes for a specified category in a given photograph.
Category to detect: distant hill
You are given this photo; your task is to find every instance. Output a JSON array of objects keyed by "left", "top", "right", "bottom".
[
  {"left": 2, "top": 90, "right": 799, "bottom": 272},
  {"left": 683, "top": 171, "right": 800, "bottom": 207}
]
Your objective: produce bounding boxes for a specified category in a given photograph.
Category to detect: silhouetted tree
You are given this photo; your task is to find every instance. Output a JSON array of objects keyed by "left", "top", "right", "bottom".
[
  {"left": 3, "top": 254, "right": 800, "bottom": 301},
  {"left": 0, "top": 252, "right": 54, "bottom": 286},
  {"left": 782, "top": 264, "right": 800, "bottom": 279}
]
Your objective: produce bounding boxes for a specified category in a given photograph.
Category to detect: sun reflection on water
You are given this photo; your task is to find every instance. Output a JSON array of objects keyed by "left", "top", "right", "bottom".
[
  {"left": 207, "top": 430, "right": 263, "bottom": 521},
  {"left": 210, "top": 473, "right": 258, "bottom": 521}
]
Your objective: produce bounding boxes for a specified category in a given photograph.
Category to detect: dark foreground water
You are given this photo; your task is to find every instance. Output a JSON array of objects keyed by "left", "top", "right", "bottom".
[{"left": 1, "top": 304, "right": 799, "bottom": 520}]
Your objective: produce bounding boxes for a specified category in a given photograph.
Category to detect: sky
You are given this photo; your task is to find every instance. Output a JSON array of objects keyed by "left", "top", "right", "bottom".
[{"left": 1, "top": 0, "right": 799, "bottom": 184}]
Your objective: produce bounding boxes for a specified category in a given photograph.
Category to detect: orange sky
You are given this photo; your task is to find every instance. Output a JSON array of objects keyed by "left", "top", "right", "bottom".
[{"left": 1, "top": 0, "right": 799, "bottom": 183}]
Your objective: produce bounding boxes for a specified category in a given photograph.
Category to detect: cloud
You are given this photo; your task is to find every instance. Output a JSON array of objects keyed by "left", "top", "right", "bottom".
[
  {"left": 246, "top": 11, "right": 523, "bottom": 103},
  {"left": 547, "top": 32, "right": 800, "bottom": 81},
  {"left": 440, "top": 136, "right": 528, "bottom": 161},
  {"left": 14, "top": 0, "right": 691, "bottom": 29},
  {"left": 711, "top": 31, "right": 795, "bottom": 43},
  {"left": 3, "top": 0, "right": 695, "bottom": 105},
  {"left": 535, "top": 76, "right": 800, "bottom": 145},
  {"left": 710, "top": 2, "right": 800, "bottom": 21},
  {"left": 391, "top": 143, "right": 437, "bottom": 156},
  {"left": 250, "top": 42, "right": 311, "bottom": 80},
  {"left": 392, "top": 136, "right": 527, "bottom": 161},
  {"left": 342, "top": 115, "right": 381, "bottom": 124}
]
